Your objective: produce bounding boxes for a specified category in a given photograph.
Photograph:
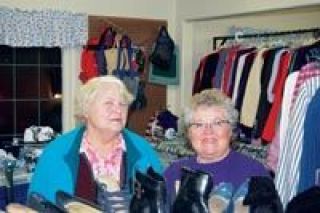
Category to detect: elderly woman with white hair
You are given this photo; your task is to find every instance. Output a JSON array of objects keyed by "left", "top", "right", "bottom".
[{"left": 27, "top": 76, "right": 163, "bottom": 209}]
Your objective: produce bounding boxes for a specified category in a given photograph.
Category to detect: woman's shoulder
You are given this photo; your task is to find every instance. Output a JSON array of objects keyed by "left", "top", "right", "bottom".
[
  {"left": 165, "top": 156, "right": 196, "bottom": 171},
  {"left": 230, "top": 150, "right": 265, "bottom": 167},
  {"left": 40, "top": 126, "right": 84, "bottom": 155}
]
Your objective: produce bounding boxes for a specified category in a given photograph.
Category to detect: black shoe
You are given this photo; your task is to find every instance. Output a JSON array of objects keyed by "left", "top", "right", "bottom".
[
  {"left": 130, "top": 168, "right": 168, "bottom": 213},
  {"left": 172, "top": 167, "right": 213, "bottom": 213}
]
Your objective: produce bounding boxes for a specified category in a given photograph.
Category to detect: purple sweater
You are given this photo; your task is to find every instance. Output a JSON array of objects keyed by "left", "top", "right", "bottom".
[{"left": 164, "top": 150, "right": 269, "bottom": 203}]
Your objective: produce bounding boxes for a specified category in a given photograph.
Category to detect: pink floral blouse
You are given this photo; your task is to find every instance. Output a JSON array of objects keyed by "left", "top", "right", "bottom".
[{"left": 80, "top": 131, "right": 126, "bottom": 184}]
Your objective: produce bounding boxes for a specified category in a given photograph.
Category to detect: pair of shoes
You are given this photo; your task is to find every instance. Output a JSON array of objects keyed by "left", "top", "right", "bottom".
[
  {"left": 232, "top": 179, "right": 250, "bottom": 213},
  {"left": 208, "top": 182, "right": 233, "bottom": 213}
]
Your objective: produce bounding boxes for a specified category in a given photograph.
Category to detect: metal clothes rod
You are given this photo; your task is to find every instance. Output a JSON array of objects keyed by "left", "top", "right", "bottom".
[{"left": 213, "top": 27, "right": 320, "bottom": 50}]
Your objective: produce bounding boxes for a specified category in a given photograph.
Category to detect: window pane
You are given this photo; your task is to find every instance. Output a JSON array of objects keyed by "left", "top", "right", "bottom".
[
  {"left": 16, "top": 101, "right": 39, "bottom": 133},
  {"left": 0, "top": 46, "right": 62, "bottom": 139},
  {"left": 0, "top": 101, "right": 14, "bottom": 134},
  {"left": 16, "top": 66, "right": 39, "bottom": 99},
  {"left": 40, "top": 100, "right": 62, "bottom": 132},
  {"left": 16, "top": 47, "right": 38, "bottom": 64},
  {"left": 40, "top": 67, "right": 62, "bottom": 99},
  {"left": 40, "top": 48, "right": 61, "bottom": 64},
  {"left": 0, "top": 46, "right": 13, "bottom": 64},
  {"left": 0, "top": 136, "right": 14, "bottom": 144},
  {"left": 0, "top": 65, "right": 13, "bottom": 99}
]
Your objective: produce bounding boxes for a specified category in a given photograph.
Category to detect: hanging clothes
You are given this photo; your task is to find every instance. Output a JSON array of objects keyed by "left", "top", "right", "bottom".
[
  {"left": 192, "top": 52, "right": 219, "bottom": 94},
  {"left": 193, "top": 30, "right": 320, "bottom": 146},
  {"left": 240, "top": 48, "right": 268, "bottom": 128},
  {"left": 275, "top": 75, "right": 320, "bottom": 207},
  {"left": 261, "top": 50, "right": 292, "bottom": 143},
  {"left": 298, "top": 87, "right": 320, "bottom": 193}
]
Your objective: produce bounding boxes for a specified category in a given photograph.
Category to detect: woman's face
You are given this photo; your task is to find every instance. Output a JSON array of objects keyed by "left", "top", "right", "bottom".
[
  {"left": 188, "top": 105, "right": 233, "bottom": 163},
  {"left": 86, "top": 82, "right": 129, "bottom": 133}
]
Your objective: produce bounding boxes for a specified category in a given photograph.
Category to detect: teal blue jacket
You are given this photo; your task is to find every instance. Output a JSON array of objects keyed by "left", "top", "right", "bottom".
[{"left": 28, "top": 126, "right": 163, "bottom": 204}]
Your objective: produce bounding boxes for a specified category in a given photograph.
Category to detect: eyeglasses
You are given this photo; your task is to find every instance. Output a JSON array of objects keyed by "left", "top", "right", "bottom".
[{"left": 189, "top": 119, "right": 231, "bottom": 131}]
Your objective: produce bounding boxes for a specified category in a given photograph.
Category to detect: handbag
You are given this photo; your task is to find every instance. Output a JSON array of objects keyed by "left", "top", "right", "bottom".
[
  {"left": 149, "top": 26, "right": 175, "bottom": 70},
  {"left": 96, "top": 27, "right": 116, "bottom": 75},
  {"left": 113, "top": 45, "right": 140, "bottom": 99},
  {"left": 104, "top": 39, "right": 119, "bottom": 75}
]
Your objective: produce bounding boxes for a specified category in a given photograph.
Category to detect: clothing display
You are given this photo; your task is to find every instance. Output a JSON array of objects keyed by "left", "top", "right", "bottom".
[{"left": 193, "top": 36, "right": 320, "bottom": 144}]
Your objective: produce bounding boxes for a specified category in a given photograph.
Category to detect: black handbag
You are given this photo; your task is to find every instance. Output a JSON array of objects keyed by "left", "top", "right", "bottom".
[{"left": 149, "top": 26, "right": 175, "bottom": 70}]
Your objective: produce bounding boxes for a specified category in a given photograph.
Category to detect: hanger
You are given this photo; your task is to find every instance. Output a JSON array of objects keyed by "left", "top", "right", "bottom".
[
  {"left": 103, "top": 18, "right": 128, "bottom": 36},
  {"left": 234, "top": 31, "right": 244, "bottom": 43}
]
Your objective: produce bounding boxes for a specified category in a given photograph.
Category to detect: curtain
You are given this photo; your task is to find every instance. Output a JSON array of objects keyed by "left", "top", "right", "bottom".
[{"left": 0, "top": 6, "right": 88, "bottom": 47}]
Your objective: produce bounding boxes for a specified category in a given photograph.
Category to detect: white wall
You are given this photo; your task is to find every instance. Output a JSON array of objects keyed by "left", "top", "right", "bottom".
[
  {"left": 171, "top": 0, "right": 320, "bottom": 122},
  {"left": 0, "top": 0, "right": 172, "bottom": 19},
  {"left": 0, "top": 0, "right": 174, "bottom": 131},
  {"left": 176, "top": 0, "right": 320, "bottom": 20}
]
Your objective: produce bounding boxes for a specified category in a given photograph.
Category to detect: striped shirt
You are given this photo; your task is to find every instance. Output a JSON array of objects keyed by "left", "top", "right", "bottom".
[{"left": 275, "top": 75, "right": 320, "bottom": 207}]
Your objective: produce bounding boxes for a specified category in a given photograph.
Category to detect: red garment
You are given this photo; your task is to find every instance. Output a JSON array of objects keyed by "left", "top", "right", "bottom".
[
  {"left": 261, "top": 51, "right": 292, "bottom": 143},
  {"left": 222, "top": 47, "right": 239, "bottom": 95},
  {"left": 79, "top": 37, "right": 100, "bottom": 83},
  {"left": 192, "top": 56, "right": 207, "bottom": 94}
]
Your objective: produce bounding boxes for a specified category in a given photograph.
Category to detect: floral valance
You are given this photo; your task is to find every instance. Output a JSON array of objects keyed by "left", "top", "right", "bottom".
[{"left": 0, "top": 7, "right": 88, "bottom": 47}]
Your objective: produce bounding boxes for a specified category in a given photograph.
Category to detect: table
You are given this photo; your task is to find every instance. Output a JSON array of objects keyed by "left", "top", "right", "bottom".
[{"left": 0, "top": 169, "right": 31, "bottom": 210}]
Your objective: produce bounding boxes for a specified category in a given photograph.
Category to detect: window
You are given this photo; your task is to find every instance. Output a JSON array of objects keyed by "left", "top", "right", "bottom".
[{"left": 0, "top": 45, "right": 62, "bottom": 142}]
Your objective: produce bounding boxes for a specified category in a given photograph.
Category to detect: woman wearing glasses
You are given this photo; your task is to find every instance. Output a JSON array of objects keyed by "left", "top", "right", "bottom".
[{"left": 164, "top": 88, "right": 269, "bottom": 212}]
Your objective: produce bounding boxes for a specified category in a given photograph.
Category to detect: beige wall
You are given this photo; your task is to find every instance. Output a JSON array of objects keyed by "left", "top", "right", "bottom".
[{"left": 176, "top": 0, "right": 320, "bottom": 20}]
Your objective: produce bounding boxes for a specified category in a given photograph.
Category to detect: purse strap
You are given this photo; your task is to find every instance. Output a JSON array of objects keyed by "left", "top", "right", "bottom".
[{"left": 98, "top": 27, "right": 116, "bottom": 48}]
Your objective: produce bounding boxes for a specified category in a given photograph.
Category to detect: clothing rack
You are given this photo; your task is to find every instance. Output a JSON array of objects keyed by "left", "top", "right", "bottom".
[{"left": 213, "top": 27, "right": 320, "bottom": 50}]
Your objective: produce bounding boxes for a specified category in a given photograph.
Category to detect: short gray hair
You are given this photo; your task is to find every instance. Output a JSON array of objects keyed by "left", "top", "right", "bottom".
[
  {"left": 184, "top": 89, "right": 238, "bottom": 131},
  {"left": 75, "top": 76, "right": 134, "bottom": 123}
]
